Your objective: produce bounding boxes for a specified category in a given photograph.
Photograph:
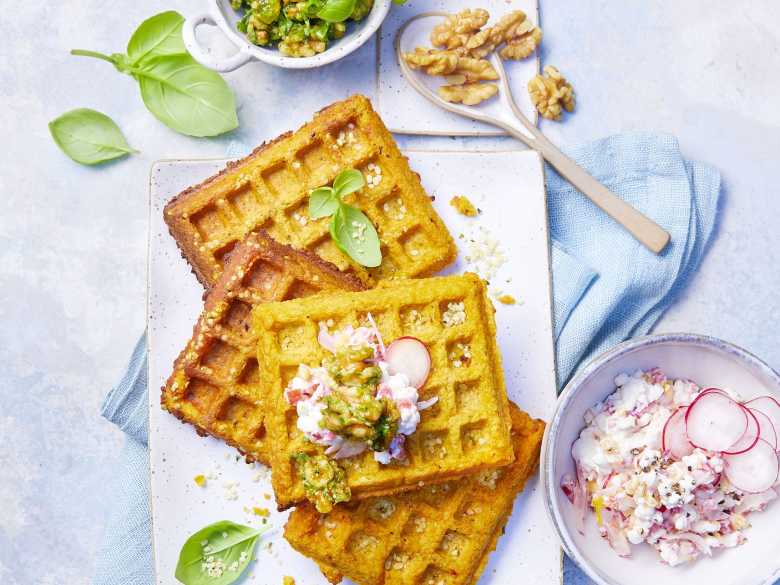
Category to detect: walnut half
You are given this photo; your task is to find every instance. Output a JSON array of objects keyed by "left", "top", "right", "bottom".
[
  {"left": 528, "top": 66, "right": 575, "bottom": 120},
  {"left": 403, "top": 48, "right": 499, "bottom": 82},
  {"left": 430, "top": 8, "right": 490, "bottom": 51},
  {"left": 438, "top": 83, "right": 498, "bottom": 106}
]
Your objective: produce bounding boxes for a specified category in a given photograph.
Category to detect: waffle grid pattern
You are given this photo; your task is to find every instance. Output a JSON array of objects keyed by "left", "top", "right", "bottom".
[
  {"left": 253, "top": 274, "right": 514, "bottom": 509},
  {"left": 285, "top": 405, "right": 546, "bottom": 585},
  {"left": 164, "top": 95, "right": 456, "bottom": 287},
  {"left": 161, "top": 231, "right": 364, "bottom": 464}
]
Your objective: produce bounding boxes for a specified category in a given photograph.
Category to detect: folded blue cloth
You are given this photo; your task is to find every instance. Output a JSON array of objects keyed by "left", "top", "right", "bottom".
[{"left": 94, "top": 133, "right": 721, "bottom": 585}]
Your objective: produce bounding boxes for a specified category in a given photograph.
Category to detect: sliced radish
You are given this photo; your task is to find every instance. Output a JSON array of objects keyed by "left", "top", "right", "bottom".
[
  {"left": 385, "top": 337, "right": 431, "bottom": 388},
  {"left": 749, "top": 408, "right": 778, "bottom": 450},
  {"left": 724, "top": 406, "right": 760, "bottom": 455},
  {"left": 685, "top": 391, "right": 748, "bottom": 452},
  {"left": 745, "top": 396, "right": 780, "bottom": 445},
  {"left": 723, "top": 438, "right": 780, "bottom": 493},
  {"left": 662, "top": 407, "right": 695, "bottom": 459}
]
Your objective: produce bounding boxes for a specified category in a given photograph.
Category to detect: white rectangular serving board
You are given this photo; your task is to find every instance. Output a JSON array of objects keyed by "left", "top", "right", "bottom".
[
  {"left": 377, "top": 0, "right": 539, "bottom": 136},
  {"left": 148, "top": 150, "right": 561, "bottom": 585}
]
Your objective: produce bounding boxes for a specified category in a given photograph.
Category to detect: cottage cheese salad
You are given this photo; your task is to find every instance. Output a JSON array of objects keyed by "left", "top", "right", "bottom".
[
  {"left": 285, "top": 316, "right": 435, "bottom": 464},
  {"left": 562, "top": 369, "right": 780, "bottom": 566}
]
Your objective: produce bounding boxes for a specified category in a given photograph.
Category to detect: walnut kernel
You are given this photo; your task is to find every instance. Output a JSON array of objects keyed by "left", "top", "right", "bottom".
[
  {"left": 438, "top": 83, "right": 498, "bottom": 106},
  {"left": 430, "top": 9, "right": 490, "bottom": 50},
  {"left": 528, "top": 65, "right": 575, "bottom": 120}
]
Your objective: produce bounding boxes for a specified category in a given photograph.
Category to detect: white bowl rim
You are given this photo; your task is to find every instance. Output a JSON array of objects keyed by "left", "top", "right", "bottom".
[
  {"left": 540, "top": 332, "right": 780, "bottom": 585},
  {"left": 184, "top": 0, "right": 392, "bottom": 71}
]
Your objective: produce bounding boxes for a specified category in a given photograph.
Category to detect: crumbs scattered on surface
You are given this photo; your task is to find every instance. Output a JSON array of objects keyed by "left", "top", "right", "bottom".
[
  {"left": 496, "top": 294, "right": 516, "bottom": 305},
  {"left": 449, "top": 195, "right": 480, "bottom": 217},
  {"left": 283, "top": 577, "right": 295, "bottom": 585},
  {"left": 194, "top": 474, "right": 207, "bottom": 487},
  {"left": 462, "top": 226, "right": 506, "bottom": 281},
  {"left": 253, "top": 507, "right": 270, "bottom": 517}
]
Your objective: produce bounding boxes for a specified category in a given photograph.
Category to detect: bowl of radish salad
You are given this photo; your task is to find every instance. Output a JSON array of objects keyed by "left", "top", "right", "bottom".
[{"left": 542, "top": 333, "right": 780, "bottom": 585}]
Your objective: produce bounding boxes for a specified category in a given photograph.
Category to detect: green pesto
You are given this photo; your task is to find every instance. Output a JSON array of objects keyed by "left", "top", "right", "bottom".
[
  {"left": 232, "top": 0, "right": 373, "bottom": 57},
  {"left": 295, "top": 453, "right": 351, "bottom": 512}
]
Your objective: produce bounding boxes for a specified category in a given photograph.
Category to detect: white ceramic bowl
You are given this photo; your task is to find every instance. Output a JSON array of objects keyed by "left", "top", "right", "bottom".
[
  {"left": 183, "top": 0, "right": 392, "bottom": 71},
  {"left": 542, "top": 333, "right": 780, "bottom": 585}
]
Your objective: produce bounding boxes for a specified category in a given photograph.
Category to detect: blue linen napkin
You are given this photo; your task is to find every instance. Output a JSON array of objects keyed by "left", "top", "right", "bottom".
[{"left": 93, "top": 133, "right": 721, "bottom": 585}]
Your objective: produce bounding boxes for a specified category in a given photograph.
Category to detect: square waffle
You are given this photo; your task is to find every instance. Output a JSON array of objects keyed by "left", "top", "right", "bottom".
[
  {"left": 164, "top": 94, "right": 456, "bottom": 288},
  {"left": 284, "top": 403, "right": 545, "bottom": 585},
  {"left": 252, "top": 273, "right": 515, "bottom": 509},
  {"left": 161, "top": 230, "right": 364, "bottom": 465}
]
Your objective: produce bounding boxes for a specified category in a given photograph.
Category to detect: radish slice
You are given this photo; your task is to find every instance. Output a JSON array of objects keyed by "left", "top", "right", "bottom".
[
  {"left": 745, "top": 396, "right": 780, "bottom": 445},
  {"left": 662, "top": 407, "right": 695, "bottom": 459},
  {"left": 723, "top": 438, "right": 780, "bottom": 493},
  {"left": 724, "top": 406, "right": 760, "bottom": 455},
  {"left": 385, "top": 337, "right": 431, "bottom": 388},
  {"left": 750, "top": 408, "right": 778, "bottom": 450},
  {"left": 685, "top": 391, "right": 748, "bottom": 452}
]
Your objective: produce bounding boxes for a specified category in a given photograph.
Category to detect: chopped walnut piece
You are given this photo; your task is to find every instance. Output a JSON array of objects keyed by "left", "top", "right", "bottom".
[
  {"left": 528, "top": 65, "right": 575, "bottom": 120},
  {"left": 430, "top": 8, "right": 490, "bottom": 50},
  {"left": 439, "top": 83, "right": 498, "bottom": 106},
  {"left": 403, "top": 48, "right": 498, "bottom": 82}
]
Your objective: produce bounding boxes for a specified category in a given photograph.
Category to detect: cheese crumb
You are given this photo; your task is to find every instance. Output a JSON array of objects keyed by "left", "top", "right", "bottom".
[
  {"left": 283, "top": 577, "right": 296, "bottom": 585},
  {"left": 253, "top": 507, "right": 270, "bottom": 517},
  {"left": 193, "top": 474, "right": 207, "bottom": 487},
  {"left": 497, "top": 294, "right": 516, "bottom": 305}
]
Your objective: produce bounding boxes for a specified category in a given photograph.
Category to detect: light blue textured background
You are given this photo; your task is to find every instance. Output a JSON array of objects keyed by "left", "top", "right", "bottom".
[{"left": 1, "top": 1, "right": 779, "bottom": 584}]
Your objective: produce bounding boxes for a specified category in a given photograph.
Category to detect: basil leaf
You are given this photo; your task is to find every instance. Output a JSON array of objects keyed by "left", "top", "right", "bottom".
[
  {"left": 330, "top": 204, "right": 382, "bottom": 267},
  {"left": 332, "top": 168, "right": 365, "bottom": 198},
  {"left": 127, "top": 11, "right": 187, "bottom": 66},
  {"left": 174, "top": 520, "right": 263, "bottom": 585},
  {"left": 317, "top": 0, "right": 357, "bottom": 22},
  {"left": 309, "top": 187, "right": 339, "bottom": 219},
  {"left": 135, "top": 54, "right": 238, "bottom": 137},
  {"left": 48, "top": 108, "right": 136, "bottom": 165}
]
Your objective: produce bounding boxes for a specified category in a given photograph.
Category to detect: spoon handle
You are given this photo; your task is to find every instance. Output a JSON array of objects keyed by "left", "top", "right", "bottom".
[{"left": 521, "top": 130, "right": 671, "bottom": 253}]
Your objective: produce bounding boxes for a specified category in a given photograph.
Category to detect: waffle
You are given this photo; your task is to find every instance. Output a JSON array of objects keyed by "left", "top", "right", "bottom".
[
  {"left": 161, "top": 230, "right": 364, "bottom": 465},
  {"left": 253, "top": 273, "right": 514, "bottom": 509},
  {"left": 164, "top": 94, "right": 456, "bottom": 288},
  {"left": 284, "top": 404, "right": 545, "bottom": 585}
]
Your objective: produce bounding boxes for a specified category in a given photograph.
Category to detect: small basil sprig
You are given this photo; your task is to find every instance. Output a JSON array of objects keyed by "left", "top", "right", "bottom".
[
  {"left": 317, "top": 0, "right": 358, "bottom": 22},
  {"left": 70, "top": 11, "right": 238, "bottom": 138},
  {"left": 175, "top": 520, "right": 265, "bottom": 585},
  {"left": 309, "top": 169, "right": 382, "bottom": 267},
  {"left": 49, "top": 108, "right": 137, "bottom": 165}
]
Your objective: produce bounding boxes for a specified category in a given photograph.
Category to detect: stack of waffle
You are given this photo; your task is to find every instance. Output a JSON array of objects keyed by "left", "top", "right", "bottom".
[{"left": 160, "top": 95, "right": 545, "bottom": 585}]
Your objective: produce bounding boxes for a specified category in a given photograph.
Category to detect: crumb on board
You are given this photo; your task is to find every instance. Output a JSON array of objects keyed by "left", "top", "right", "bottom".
[
  {"left": 497, "top": 294, "right": 517, "bottom": 305},
  {"left": 450, "top": 195, "right": 480, "bottom": 217},
  {"left": 283, "top": 577, "right": 295, "bottom": 585},
  {"left": 253, "top": 507, "right": 270, "bottom": 517},
  {"left": 193, "top": 474, "right": 206, "bottom": 487}
]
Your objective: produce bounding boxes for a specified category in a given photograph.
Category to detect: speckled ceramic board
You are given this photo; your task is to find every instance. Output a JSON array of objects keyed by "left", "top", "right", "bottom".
[
  {"left": 147, "top": 150, "right": 560, "bottom": 585},
  {"left": 377, "top": 0, "right": 540, "bottom": 135}
]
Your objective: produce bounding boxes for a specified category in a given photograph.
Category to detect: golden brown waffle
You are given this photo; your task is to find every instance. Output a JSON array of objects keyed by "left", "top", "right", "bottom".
[
  {"left": 161, "top": 230, "right": 364, "bottom": 465},
  {"left": 253, "top": 273, "right": 514, "bottom": 509},
  {"left": 285, "top": 404, "right": 545, "bottom": 585},
  {"left": 164, "top": 94, "right": 456, "bottom": 288}
]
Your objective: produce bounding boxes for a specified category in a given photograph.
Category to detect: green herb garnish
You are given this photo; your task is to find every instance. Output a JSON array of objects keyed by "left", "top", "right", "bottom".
[
  {"left": 309, "top": 169, "right": 382, "bottom": 268},
  {"left": 317, "top": 0, "right": 358, "bottom": 23},
  {"left": 70, "top": 11, "right": 238, "bottom": 138},
  {"left": 48, "top": 108, "right": 137, "bottom": 166},
  {"left": 174, "top": 520, "right": 265, "bottom": 585}
]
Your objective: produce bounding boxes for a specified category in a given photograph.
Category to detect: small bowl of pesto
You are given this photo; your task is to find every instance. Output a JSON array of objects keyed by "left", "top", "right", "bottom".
[{"left": 183, "top": 0, "right": 392, "bottom": 71}]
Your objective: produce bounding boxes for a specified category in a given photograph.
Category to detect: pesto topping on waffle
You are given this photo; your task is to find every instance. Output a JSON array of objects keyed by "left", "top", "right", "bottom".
[
  {"left": 285, "top": 316, "right": 435, "bottom": 468},
  {"left": 295, "top": 453, "right": 350, "bottom": 513}
]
